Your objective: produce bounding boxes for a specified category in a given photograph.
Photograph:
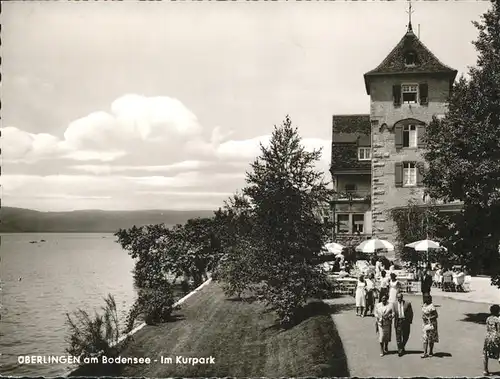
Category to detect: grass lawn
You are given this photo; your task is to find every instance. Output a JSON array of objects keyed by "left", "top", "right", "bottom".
[{"left": 73, "top": 282, "right": 349, "bottom": 377}]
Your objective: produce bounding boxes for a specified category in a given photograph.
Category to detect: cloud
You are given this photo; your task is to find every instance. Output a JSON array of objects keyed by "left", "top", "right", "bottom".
[
  {"left": 215, "top": 135, "right": 272, "bottom": 161},
  {"left": 3, "top": 94, "right": 203, "bottom": 164},
  {"left": 3, "top": 93, "right": 332, "bottom": 211},
  {"left": 0, "top": 173, "right": 247, "bottom": 211},
  {"left": 2, "top": 126, "right": 68, "bottom": 163},
  {"left": 70, "top": 160, "right": 205, "bottom": 175}
]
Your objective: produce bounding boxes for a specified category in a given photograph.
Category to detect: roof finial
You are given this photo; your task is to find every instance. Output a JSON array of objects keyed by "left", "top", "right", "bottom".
[{"left": 406, "top": 0, "right": 414, "bottom": 33}]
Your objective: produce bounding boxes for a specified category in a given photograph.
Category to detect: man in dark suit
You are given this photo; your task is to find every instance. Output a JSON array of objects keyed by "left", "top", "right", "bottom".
[
  {"left": 393, "top": 292, "right": 413, "bottom": 356},
  {"left": 421, "top": 265, "right": 433, "bottom": 299}
]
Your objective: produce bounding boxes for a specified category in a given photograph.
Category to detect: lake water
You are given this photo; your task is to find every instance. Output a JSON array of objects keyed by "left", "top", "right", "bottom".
[{"left": 0, "top": 233, "right": 137, "bottom": 376}]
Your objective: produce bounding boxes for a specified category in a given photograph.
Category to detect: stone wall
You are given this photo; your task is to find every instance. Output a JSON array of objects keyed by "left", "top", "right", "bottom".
[{"left": 368, "top": 75, "right": 450, "bottom": 241}]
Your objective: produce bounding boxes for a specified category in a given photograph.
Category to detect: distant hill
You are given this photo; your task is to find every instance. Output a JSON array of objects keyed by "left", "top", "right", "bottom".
[{"left": 0, "top": 207, "right": 216, "bottom": 233}]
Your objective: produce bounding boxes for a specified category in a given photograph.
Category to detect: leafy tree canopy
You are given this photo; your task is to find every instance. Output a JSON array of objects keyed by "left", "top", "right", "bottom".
[
  {"left": 423, "top": 1, "right": 500, "bottom": 282},
  {"left": 241, "top": 115, "right": 332, "bottom": 326},
  {"left": 424, "top": 1, "right": 500, "bottom": 209}
]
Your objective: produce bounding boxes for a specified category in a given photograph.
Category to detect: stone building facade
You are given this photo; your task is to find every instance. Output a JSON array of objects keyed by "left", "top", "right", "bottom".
[{"left": 330, "top": 24, "right": 458, "bottom": 253}]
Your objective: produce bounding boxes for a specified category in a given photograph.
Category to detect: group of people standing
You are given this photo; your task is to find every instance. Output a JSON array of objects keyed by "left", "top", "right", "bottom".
[
  {"left": 354, "top": 270, "right": 402, "bottom": 317},
  {"left": 354, "top": 263, "right": 439, "bottom": 358}
]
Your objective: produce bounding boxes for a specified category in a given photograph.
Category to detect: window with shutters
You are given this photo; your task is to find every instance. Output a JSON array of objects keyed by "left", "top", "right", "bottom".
[
  {"left": 403, "top": 162, "right": 417, "bottom": 187},
  {"left": 337, "top": 214, "right": 350, "bottom": 234},
  {"left": 419, "top": 83, "right": 429, "bottom": 105},
  {"left": 402, "top": 84, "right": 418, "bottom": 104},
  {"left": 358, "top": 147, "right": 371, "bottom": 161},
  {"left": 393, "top": 85, "right": 402, "bottom": 106},
  {"left": 352, "top": 214, "right": 364, "bottom": 234},
  {"left": 403, "top": 125, "right": 417, "bottom": 148}
]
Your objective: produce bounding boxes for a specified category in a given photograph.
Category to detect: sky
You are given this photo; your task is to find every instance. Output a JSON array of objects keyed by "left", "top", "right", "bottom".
[{"left": 0, "top": 0, "right": 491, "bottom": 212}]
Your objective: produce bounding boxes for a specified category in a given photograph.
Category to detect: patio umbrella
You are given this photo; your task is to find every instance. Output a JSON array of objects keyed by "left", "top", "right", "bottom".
[
  {"left": 405, "top": 239, "right": 444, "bottom": 263},
  {"left": 356, "top": 238, "right": 394, "bottom": 253},
  {"left": 323, "top": 242, "right": 344, "bottom": 255},
  {"left": 405, "top": 239, "right": 441, "bottom": 251}
]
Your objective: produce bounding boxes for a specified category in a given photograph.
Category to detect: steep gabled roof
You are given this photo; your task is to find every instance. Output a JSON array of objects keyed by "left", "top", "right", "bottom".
[
  {"left": 332, "top": 114, "right": 370, "bottom": 135},
  {"left": 364, "top": 28, "right": 458, "bottom": 94}
]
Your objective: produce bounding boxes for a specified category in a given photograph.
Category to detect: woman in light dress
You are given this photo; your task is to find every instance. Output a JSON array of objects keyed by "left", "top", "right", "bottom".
[
  {"left": 388, "top": 272, "right": 401, "bottom": 304},
  {"left": 421, "top": 294, "right": 439, "bottom": 358},
  {"left": 375, "top": 257, "right": 383, "bottom": 279},
  {"left": 483, "top": 304, "right": 500, "bottom": 375},
  {"left": 375, "top": 294, "right": 394, "bottom": 356},
  {"left": 355, "top": 274, "right": 367, "bottom": 317}
]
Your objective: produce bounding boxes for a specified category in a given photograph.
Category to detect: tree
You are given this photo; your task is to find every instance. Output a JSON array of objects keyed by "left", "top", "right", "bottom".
[
  {"left": 216, "top": 237, "right": 260, "bottom": 299},
  {"left": 115, "top": 218, "right": 222, "bottom": 331},
  {"left": 158, "top": 217, "right": 221, "bottom": 287},
  {"left": 390, "top": 200, "right": 451, "bottom": 264},
  {"left": 423, "top": 1, "right": 500, "bottom": 282},
  {"left": 243, "top": 115, "right": 332, "bottom": 326},
  {"left": 211, "top": 193, "right": 258, "bottom": 291}
]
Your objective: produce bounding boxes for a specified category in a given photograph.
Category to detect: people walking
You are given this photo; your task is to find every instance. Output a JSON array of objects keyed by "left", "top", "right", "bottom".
[
  {"left": 355, "top": 275, "right": 367, "bottom": 317},
  {"left": 375, "top": 294, "right": 394, "bottom": 356},
  {"left": 388, "top": 272, "right": 401, "bottom": 304},
  {"left": 364, "top": 273, "right": 376, "bottom": 316},
  {"left": 483, "top": 304, "right": 500, "bottom": 376},
  {"left": 379, "top": 270, "right": 389, "bottom": 302},
  {"left": 393, "top": 292, "right": 413, "bottom": 356},
  {"left": 421, "top": 294, "right": 439, "bottom": 358}
]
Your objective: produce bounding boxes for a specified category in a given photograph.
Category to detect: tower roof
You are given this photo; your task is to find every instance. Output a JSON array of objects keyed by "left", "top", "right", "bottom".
[{"left": 363, "top": 29, "right": 458, "bottom": 94}]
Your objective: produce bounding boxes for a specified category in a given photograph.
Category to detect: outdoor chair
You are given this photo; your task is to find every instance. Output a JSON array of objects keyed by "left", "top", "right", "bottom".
[
  {"left": 462, "top": 275, "right": 472, "bottom": 292},
  {"left": 433, "top": 273, "right": 442, "bottom": 288},
  {"left": 442, "top": 275, "right": 454, "bottom": 292}
]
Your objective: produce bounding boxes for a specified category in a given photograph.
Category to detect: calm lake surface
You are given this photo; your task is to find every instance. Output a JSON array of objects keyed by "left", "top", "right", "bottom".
[{"left": 0, "top": 233, "right": 137, "bottom": 376}]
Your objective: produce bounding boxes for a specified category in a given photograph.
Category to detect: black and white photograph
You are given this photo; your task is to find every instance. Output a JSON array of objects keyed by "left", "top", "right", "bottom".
[{"left": 1, "top": 0, "right": 500, "bottom": 377}]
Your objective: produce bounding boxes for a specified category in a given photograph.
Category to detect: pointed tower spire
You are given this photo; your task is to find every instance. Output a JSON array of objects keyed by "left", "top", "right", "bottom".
[{"left": 406, "top": 0, "right": 414, "bottom": 33}]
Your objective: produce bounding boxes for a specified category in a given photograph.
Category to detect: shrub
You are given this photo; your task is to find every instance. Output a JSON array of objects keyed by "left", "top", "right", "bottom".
[
  {"left": 125, "top": 284, "right": 176, "bottom": 333},
  {"left": 217, "top": 239, "right": 258, "bottom": 299},
  {"left": 66, "top": 294, "right": 120, "bottom": 364}
]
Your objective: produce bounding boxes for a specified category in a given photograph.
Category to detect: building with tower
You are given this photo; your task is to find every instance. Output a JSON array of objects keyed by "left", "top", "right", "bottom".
[{"left": 330, "top": 20, "right": 459, "bottom": 255}]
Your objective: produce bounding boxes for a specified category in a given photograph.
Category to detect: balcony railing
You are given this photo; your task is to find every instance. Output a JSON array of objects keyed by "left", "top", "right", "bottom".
[{"left": 333, "top": 189, "right": 371, "bottom": 203}]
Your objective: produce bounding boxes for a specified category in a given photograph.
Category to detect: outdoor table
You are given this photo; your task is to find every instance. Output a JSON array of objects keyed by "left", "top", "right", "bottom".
[
  {"left": 331, "top": 276, "right": 422, "bottom": 296},
  {"left": 402, "top": 279, "right": 421, "bottom": 293},
  {"left": 333, "top": 277, "right": 357, "bottom": 296}
]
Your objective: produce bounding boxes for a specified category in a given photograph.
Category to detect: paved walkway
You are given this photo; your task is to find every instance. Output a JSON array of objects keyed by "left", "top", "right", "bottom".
[{"left": 325, "top": 294, "right": 500, "bottom": 377}]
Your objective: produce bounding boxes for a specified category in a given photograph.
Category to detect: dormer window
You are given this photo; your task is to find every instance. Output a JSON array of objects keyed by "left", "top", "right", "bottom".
[
  {"left": 358, "top": 147, "right": 371, "bottom": 161},
  {"left": 404, "top": 51, "right": 417, "bottom": 66}
]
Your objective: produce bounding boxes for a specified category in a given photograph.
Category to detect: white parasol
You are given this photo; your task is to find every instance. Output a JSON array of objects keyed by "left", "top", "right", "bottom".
[
  {"left": 405, "top": 239, "right": 441, "bottom": 251},
  {"left": 356, "top": 238, "right": 394, "bottom": 253},
  {"left": 323, "top": 242, "right": 345, "bottom": 255}
]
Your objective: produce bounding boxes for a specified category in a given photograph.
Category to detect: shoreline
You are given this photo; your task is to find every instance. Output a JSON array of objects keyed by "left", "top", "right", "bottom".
[{"left": 64, "top": 277, "right": 212, "bottom": 377}]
